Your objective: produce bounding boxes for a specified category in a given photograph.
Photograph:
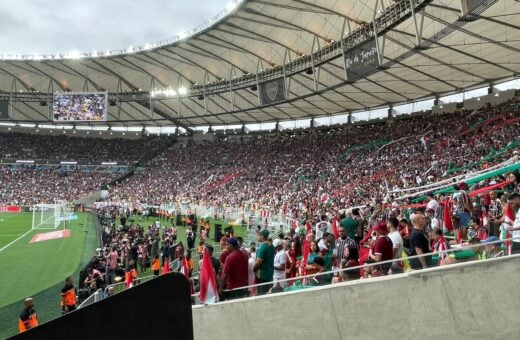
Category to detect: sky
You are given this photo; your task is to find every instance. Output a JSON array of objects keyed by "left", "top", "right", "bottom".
[{"left": 0, "top": 0, "right": 230, "bottom": 55}]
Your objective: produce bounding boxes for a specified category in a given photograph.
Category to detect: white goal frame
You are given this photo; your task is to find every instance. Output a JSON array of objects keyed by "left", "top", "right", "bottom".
[{"left": 31, "top": 200, "right": 69, "bottom": 230}]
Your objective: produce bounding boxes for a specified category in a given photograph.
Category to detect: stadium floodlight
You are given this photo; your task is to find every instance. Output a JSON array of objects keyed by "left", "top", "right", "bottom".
[
  {"left": 178, "top": 87, "right": 188, "bottom": 95},
  {"left": 68, "top": 51, "right": 81, "bottom": 60}
]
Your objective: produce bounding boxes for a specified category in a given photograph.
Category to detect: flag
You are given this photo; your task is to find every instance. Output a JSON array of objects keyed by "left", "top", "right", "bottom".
[
  {"left": 438, "top": 235, "right": 448, "bottom": 263},
  {"left": 305, "top": 220, "right": 312, "bottom": 236},
  {"left": 125, "top": 269, "right": 135, "bottom": 289},
  {"left": 199, "top": 248, "right": 219, "bottom": 304},
  {"left": 502, "top": 203, "right": 515, "bottom": 256},
  {"left": 443, "top": 202, "right": 454, "bottom": 232},
  {"left": 162, "top": 259, "right": 170, "bottom": 275},
  {"left": 301, "top": 240, "right": 310, "bottom": 286},
  {"left": 481, "top": 210, "right": 489, "bottom": 228},
  {"left": 181, "top": 256, "right": 190, "bottom": 279},
  {"left": 420, "top": 134, "right": 429, "bottom": 149},
  {"left": 456, "top": 228, "right": 463, "bottom": 245},
  {"left": 331, "top": 217, "right": 339, "bottom": 239}
]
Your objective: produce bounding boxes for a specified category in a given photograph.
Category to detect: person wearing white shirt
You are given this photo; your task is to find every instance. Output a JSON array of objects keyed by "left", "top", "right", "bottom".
[
  {"left": 506, "top": 194, "right": 520, "bottom": 253},
  {"left": 427, "top": 209, "right": 440, "bottom": 231},
  {"left": 387, "top": 217, "right": 403, "bottom": 261},
  {"left": 272, "top": 239, "right": 287, "bottom": 287},
  {"left": 315, "top": 214, "right": 331, "bottom": 241},
  {"left": 426, "top": 192, "right": 440, "bottom": 217}
]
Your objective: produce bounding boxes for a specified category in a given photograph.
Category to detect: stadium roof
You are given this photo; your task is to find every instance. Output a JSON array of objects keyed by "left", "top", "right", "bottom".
[{"left": 0, "top": 0, "right": 518, "bottom": 130}]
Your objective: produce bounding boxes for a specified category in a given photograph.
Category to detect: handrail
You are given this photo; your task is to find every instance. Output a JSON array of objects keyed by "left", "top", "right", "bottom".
[
  {"left": 202, "top": 236, "right": 519, "bottom": 297},
  {"left": 77, "top": 288, "right": 102, "bottom": 309}
]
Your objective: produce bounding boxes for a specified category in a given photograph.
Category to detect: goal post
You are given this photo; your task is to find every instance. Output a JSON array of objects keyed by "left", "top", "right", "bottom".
[{"left": 31, "top": 200, "right": 69, "bottom": 230}]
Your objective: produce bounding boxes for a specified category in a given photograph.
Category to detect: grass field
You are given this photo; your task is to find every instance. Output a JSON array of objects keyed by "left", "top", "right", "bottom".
[
  {"left": 0, "top": 212, "right": 249, "bottom": 338},
  {"left": 0, "top": 212, "right": 97, "bottom": 338}
]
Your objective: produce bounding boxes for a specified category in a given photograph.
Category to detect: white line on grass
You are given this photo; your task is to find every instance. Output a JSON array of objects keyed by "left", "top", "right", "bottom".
[{"left": 0, "top": 229, "right": 34, "bottom": 253}]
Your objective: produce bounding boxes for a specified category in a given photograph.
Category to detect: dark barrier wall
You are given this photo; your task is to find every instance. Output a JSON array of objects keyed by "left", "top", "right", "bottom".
[{"left": 11, "top": 273, "right": 193, "bottom": 340}]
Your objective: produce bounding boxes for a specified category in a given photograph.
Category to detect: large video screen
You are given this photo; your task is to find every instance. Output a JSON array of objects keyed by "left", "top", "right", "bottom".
[{"left": 53, "top": 92, "right": 107, "bottom": 121}]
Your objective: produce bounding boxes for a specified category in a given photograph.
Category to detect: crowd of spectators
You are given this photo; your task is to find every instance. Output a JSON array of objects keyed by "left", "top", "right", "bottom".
[
  {"left": 107, "top": 101, "right": 520, "bottom": 221},
  {"left": 0, "top": 165, "right": 120, "bottom": 206},
  {"left": 0, "top": 132, "right": 171, "bottom": 162}
]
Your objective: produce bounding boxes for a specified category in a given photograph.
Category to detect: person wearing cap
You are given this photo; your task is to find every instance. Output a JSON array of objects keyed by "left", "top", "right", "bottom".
[
  {"left": 365, "top": 222, "right": 393, "bottom": 276},
  {"left": 272, "top": 238, "right": 287, "bottom": 288},
  {"left": 219, "top": 238, "right": 249, "bottom": 300},
  {"left": 253, "top": 229, "right": 275, "bottom": 295},
  {"left": 19, "top": 297, "right": 38, "bottom": 333},
  {"left": 481, "top": 236, "right": 504, "bottom": 259}
]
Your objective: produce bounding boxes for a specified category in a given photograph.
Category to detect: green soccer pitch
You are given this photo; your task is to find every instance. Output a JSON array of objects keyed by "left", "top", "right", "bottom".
[{"left": 0, "top": 212, "right": 96, "bottom": 307}]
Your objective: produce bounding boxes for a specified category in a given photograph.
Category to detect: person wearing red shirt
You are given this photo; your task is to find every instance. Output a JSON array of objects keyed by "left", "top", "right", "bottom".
[
  {"left": 366, "top": 222, "right": 393, "bottom": 277},
  {"left": 283, "top": 239, "right": 297, "bottom": 286},
  {"left": 219, "top": 238, "right": 249, "bottom": 300}
]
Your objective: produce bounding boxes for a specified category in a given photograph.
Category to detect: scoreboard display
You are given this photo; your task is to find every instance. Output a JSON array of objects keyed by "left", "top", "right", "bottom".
[{"left": 53, "top": 92, "right": 107, "bottom": 121}]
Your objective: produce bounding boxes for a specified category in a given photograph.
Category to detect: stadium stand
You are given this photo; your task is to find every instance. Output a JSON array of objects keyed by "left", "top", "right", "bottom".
[{"left": 106, "top": 101, "right": 520, "bottom": 212}]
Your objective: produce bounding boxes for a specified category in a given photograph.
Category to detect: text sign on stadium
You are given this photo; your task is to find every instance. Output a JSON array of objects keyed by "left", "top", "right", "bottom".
[
  {"left": 259, "top": 77, "right": 286, "bottom": 106},
  {"left": 344, "top": 39, "right": 380, "bottom": 82},
  {"left": 53, "top": 92, "right": 108, "bottom": 121}
]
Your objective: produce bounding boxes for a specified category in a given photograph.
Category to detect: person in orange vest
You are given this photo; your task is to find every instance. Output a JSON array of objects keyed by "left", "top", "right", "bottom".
[
  {"left": 151, "top": 255, "right": 161, "bottom": 276},
  {"left": 19, "top": 297, "right": 38, "bottom": 333},
  {"left": 60, "top": 276, "right": 77, "bottom": 314},
  {"left": 125, "top": 259, "right": 138, "bottom": 288}
]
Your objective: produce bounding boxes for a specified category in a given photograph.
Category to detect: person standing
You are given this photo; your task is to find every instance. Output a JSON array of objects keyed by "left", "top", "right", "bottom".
[
  {"left": 61, "top": 276, "right": 77, "bottom": 314},
  {"left": 151, "top": 255, "right": 161, "bottom": 276},
  {"left": 106, "top": 246, "right": 119, "bottom": 285},
  {"left": 219, "top": 238, "right": 249, "bottom": 300},
  {"left": 409, "top": 213, "right": 432, "bottom": 270},
  {"left": 272, "top": 239, "right": 287, "bottom": 288},
  {"left": 253, "top": 229, "right": 275, "bottom": 296},
  {"left": 366, "top": 222, "right": 393, "bottom": 276},
  {"left": 333, "top": 225, "right": 358, "bottom": 267},
  {"left": 19, "top": 297, "right": 38, "bottom": 333}
]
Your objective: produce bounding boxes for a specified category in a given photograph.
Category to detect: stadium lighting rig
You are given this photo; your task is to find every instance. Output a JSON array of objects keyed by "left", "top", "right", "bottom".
[
  {"left": 150, "top": 87, "right": 188, "bottom": 98},
  {"left": 0, "top": 0, "right": 245, "bottom": 61}
]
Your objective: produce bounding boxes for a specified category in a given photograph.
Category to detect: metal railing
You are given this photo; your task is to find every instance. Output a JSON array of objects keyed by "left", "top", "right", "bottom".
[
  {"left": 77, "top": 288, "right": 102, "bottom": 309},
  {"left": 193, "top": 236, "right": 520, "bottom": 303}
]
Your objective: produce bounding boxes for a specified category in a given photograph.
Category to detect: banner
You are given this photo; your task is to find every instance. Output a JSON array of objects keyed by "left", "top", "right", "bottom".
[
  {"left": 344, "top": 39, "right": 379, "bottom": 82},
  {"left": 0, "top": 205, "right": 21, "bottom": 213},
  {"left": 259, "top": 77, "right": 286, "bottom": 105},
  {"left": 60, "top": 214, "right": 78, "bottom": 221}
]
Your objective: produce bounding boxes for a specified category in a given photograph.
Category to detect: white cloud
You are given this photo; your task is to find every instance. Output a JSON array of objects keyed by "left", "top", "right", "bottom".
[{"left": 0, "top": 0, "right": 229, "bottom": 55}]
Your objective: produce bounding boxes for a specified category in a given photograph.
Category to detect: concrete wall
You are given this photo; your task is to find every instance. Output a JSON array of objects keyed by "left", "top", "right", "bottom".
[{"left": 193, "top": 255, "right": 520, "bottom": 340}]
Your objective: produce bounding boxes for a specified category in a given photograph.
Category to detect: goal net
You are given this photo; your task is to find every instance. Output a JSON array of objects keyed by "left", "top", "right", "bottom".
[{"left": 32, "top": 201, "right": 69, "bottom": 230}]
